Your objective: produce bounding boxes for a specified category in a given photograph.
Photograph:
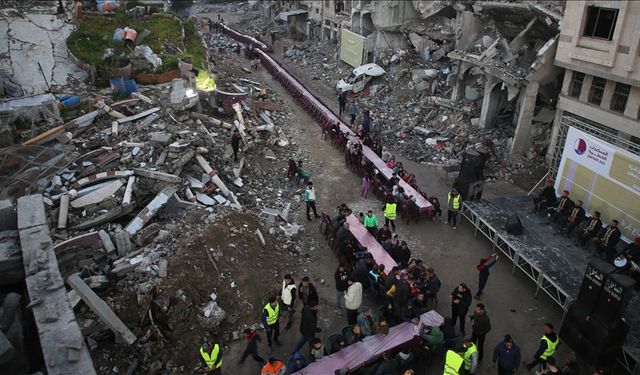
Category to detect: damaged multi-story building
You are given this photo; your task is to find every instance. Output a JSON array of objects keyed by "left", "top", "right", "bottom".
[
  {"left": 263, "top": 0, "right": 566, "bottom": 159},
  {"left": 547, "top": 0, "right": 640, "bottom": 170}
]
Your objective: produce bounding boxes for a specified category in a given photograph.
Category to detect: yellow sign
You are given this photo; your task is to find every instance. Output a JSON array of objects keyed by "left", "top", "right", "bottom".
[
  {"left": 610, "top": 152, "right": 640, "bottom": 194},
  {"left": 340, "top": 29, "right": 365, "bottom": 67}
]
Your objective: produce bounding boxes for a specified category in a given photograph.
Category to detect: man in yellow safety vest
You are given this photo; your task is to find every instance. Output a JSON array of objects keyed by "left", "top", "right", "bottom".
[
  {"left": 262, "top": 296, "right": 283, "bottom": 354},
  {"left": 383, "top": 198, "right": 397, "bottom": 232},
  {"left": 443, "top": 347, "right": 465, "bottom": 375},
  {"left": 462, "top": 337, "right": 479, "bottom": 374},
  {"left": 447, "top": 188, "right": 462, "bottom": 229},
  {"left": 199, "top": 342, "right": 222, "bottom": 374},
  {"left": 525, "top": 322, "right": 559, "bottom": 371}
]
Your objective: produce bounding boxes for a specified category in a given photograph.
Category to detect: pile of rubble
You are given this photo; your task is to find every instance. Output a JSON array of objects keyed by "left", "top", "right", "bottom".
[
  {"left": 235, "top": 1, "right": 562, "bottom": 183},
  {"left": 0, "top": 48, "right": 317, "bottom": 372}
]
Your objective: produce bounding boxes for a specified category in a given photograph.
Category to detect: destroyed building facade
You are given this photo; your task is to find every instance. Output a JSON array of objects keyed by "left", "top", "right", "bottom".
[{"left": 547, "top": 0, "right": 640, "bottom": 171}]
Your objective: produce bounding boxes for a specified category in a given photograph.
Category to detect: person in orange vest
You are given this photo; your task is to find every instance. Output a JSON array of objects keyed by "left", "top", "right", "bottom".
[
  {"left": 261, "top": 357, "right": 286, "bottom": 375},
  {"left": 199, "top": 341, "right": 222, "bottom": 374}
]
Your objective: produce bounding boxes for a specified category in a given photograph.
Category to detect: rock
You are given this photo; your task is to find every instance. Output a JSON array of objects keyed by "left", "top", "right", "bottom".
[{"left": 412, "top": 69, "right": 438, "bottom": 81}]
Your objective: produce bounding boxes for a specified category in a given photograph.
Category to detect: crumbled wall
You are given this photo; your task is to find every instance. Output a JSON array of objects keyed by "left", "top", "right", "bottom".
[{"left": 0, "top": 8, "right": 88, "bottom": 95}]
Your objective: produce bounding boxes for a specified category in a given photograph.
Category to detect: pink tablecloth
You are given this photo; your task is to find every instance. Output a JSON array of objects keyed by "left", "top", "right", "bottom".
[
  {"left": 293, "top": 310, "right": 444, "bottom": 374},
  {"left": 361, "top": 147, "right": 432, "bottom": 213},
  {"left": 345, "top": 214, "right": 396, "bottom": 271}
]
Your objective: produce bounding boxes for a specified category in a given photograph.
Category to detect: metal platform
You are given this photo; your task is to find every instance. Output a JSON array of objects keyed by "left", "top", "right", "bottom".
[{"left": 462, "top": 196, "right": 640, "bottom": 374}]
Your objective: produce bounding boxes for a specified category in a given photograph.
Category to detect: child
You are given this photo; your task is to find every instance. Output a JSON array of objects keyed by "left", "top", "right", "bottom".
[{"left": 239, "top": 328, "right": 264, "bottom": 365}]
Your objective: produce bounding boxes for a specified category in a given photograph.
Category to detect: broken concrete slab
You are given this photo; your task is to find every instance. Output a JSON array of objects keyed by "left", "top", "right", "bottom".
[
  {"left": 150, "top": 132, "right": 172, "bottom": 145},
  {"left": 116, "top": 107, "right": 161, "bottom": 124},
  {"left": 70, "top": 180, "right": 124, "bottom": 208},
  {"left": 72, "top": 170, "right": 134, "bottom": 189},
  {"left": 133, "top": 168, "right": 181, "bottom": 183},
  {"left": 98, "top": 230, "right": 115, "bottom": 253},
  {"left": 17, "top": 195, "right": 96, "bottom": 375},
  {"left": 124, "top": 185, "right": 178, "bottom": 235},
  {"left": 115, "top": 231, "right": 133, "bottom": 257},
  {"left": 66, "top": 273, "right": 137, "bottom": 345},
  {"left": 196, "top": 192, "right": 215, "bottom": 206}
]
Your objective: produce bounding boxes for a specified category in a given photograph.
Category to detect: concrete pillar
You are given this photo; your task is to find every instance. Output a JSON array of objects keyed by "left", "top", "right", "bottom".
[
  {"left": 624, "top": 86, "right": 640, "bottom": 118},
  {"left": 601, "top": 79, "right": 615, "bottom": 110},
  {"left": 511, "top": 81, "right": 539, "bottom": 157},
  {"left": 545, "top": 109, "right": 565, "bottom": 164},
  {"left": 450, "top": 63, "right": 470, "bottom": 102},
  {"left": 479, "top": 75, "right": 499, "bottom": 128},
  {"left": 578, "top": 74, "right": 593, "bottom": 102}
]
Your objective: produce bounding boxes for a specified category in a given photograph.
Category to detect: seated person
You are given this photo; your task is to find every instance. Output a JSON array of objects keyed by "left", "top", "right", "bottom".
[
  {"left": 395, "top": 347, "right": 415, "bottom": 373},
  {"left": 556, "top": 200, "right": 585, "bottom": 236},
  {"left": 375, "top": 318, "right": 390, "bottom": 335},
  {"left": 358, "top": 307, "right": 375, "bottom": 336},
  {"left": 328, "top": 334, "right": 347, "bottom": 354},
  {"left": 622, "top": 237, "right": 640, "bottom": 263},
  {"left": 547, "top": 190, "right": 574, "bottom": 224},
  {"left": 373, "top": 351, "right": 397, "bottom": 375},
  {"left": 386, "top": 156, "right": 398, "bottom": 169},
  {"left": 381, "top": 146, "right": 393, "bottom": 162},
  {"left": 402, "top": 292, "right": 429, "bottom": 322},
  {"left": 345, "top": 325, "right": 363, "bottom": 345},
  {"left": 593, "top": 220, "right": 621, "bottom": 261},
  {"left": 309, "top": 338, "right": 326, "bottom": 362},
  {"left": 533, "top": 178, "right": 556, "bottom": 214},
  {"left": 288, "top": 352, "right": 307, "bottom": 372},
  {"left": 576, "top": 211, "right": 602, "bottom": 247},
  {"left": 429, "top": 197, "right": 442, "bottom": 220},
  {"left": 377, "top": 224, "right": 392, "bottom": 243},
  {"left": 421, "top": 324, "right": 445, "bottom": 351}
]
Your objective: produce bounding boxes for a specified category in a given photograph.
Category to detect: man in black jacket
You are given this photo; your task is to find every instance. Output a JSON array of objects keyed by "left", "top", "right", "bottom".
[
  {"left": 556, "top": 200, "right": 585, "bottom": 236},
  {"left": 450, "top": 283, "right": 472, "bottom": 335},
  {"left": 298, "top": 276, "right": 319, "bottom": 307},
  {"left": 547, "top": 190, "right": 574, "bottom": 224},
  {"left": 593, "top": 220, "right": 622, "bottom": 261},
  {"left": 470, "top": 303, "right": 491, "bottom": 361},
  {"left": 533, "top": 178, "right": 556, "bottom": 214},
  {"left": 576, "top": 211, "right": 602, "bottom": 247},
  {"left": 335, "top": 263, "right": 350, "bottom": 309},
  {"left": 402, "top": 292, "right": 429, "bottom": 322},
  {"left": 392, "top": 241, "right": 412, "bottom": 268},
  {"left": 292, "top": 301, "right": 319, "bottom": 353}
]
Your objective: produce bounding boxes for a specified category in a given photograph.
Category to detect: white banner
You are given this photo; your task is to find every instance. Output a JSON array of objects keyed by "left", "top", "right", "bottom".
[{"left": 340, "top": 29, "right": 365, "bottom": 68}]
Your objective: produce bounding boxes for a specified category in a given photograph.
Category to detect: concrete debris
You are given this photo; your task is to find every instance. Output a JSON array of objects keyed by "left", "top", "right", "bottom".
[{"left": 66, "top": 273, "right": 137, "bottom": 345}]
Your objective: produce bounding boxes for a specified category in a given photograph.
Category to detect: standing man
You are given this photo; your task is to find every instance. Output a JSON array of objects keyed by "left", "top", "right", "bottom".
[
  {"left": 293, "top": 301, "right": 319, "bottom": 353},
  {"left": 383, "top": 198, "right": 398, "bottom": 232},
  {"left": 348, "top": 99, "right": 358, "bottom": 127},
  {"left": 334, "top": 263, "right": 350, "bottom": 309},
  {"left": 262, "top": 296, "right": 283, "bottom": 354},
  {"left": 470, "top": 303, "right": 491, "bottom": 362},
  {"left": 363, "top": 210, "right": 379, "bottom": 237},
  {"left": 239, "top": 328, "right": 264, "bottom": 366},
  {"left": 281, "top": 274, "right": 296, "bottom": 331},
  {"left": 298, "top": 276, "right": 319, "bottom": 307},
  {"left": 344, "top": 277, "right": 363, "bottom": 325},
  {"left": 447, "top": 188, "right": 462, "bottom": 229},
  {"left": 443, "top": 347, "right": 465, "bottom": 375},
  {"left": 462, "top": 337, "right": 479, "bottom": 375},
  {"left": 450, "top": 283, "right": 472, "bottom": 335},
  {"left": 199, "top": 341, "right": 222, "bottom": 374},
  {"left": 525, "top": 323, "right": 559, "bottom": 371},
  {"left": 361, "top": 110, "right": 371, "bottom": 134},
  {"left": 475, "top": 253, "right": 499, "bottom": 297},
  {"left": 305, "top": 182, "right": 320, "bottom": 221},
  {"left": 492, "top": 335, "right": 521, "bottom": 375},
  {"left": 231, "top": 129, "right": 241, "bottom": 162},
  {"left": 338, "top": 91, "right": 347, "bottom": 117}
]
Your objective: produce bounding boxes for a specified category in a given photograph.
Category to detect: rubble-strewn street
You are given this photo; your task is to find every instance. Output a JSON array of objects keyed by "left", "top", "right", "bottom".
[{"left": 2, "top": 1, "right": 639, "bottom": 375}]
